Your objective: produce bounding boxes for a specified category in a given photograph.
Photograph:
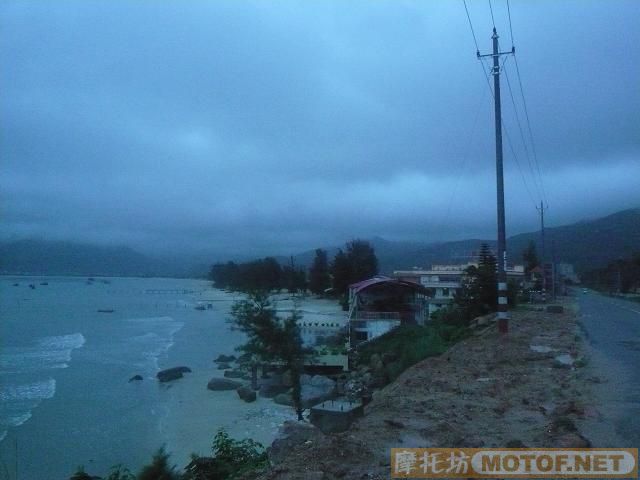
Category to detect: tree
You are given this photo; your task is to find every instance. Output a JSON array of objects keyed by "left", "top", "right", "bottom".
[
  {"left": 283, "top": 257, "right": 307, "bottom": 294},
  {"left": 137, "top": 448, "right": 179, "bottom": 480},
  {"left": 69, "top": 468, "right": 93, "bottom": 480},
  {"left": 183, "top": 429, "right": 268, "bottom": 480},
  {"left": 230, "top": 293, "right": 307, "bottom": 420},
  {"left": 476, "top": 244, "right": 498, "bottom": 310},
  {"left": 308, "top": 249, "right": 331, "bottom": 295},
  {"left": 330, "top": 240, "right": 379, "bottom": 298},
  {"left": 522, "top": 240, "right": 538, "bottom": 274},
  {"left": 330, "top": 249, "right": 351, "bottom": 296},
  {"left": 346, "top": 239, "right": 378, "bottom": 283},
  {"left": 455, "top": 243, "right": 497, "bottom": 322}
]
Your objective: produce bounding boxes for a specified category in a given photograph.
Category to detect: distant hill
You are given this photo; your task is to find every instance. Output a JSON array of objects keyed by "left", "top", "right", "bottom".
[
  {"left": 286, "top": 208, "right": 640, "bottom": 275},
  {"left": 506, "top": 208, "right": 640, "bottom": 273},
  {"left": 0, "top": 239, "right": 183, "bottom": 277},
  {"left": 3, "top": 208, "right": 638, "bottom": 278}
]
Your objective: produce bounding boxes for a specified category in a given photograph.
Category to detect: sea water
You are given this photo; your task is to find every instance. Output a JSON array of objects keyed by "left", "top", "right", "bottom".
[{"left": 0, "top": 276, "right": 249, "bottom": 479}]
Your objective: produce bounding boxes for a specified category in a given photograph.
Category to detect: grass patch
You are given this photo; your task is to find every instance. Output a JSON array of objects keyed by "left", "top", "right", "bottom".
[{"left": 356, "top": 322, "right": 468, "bottom": 382}]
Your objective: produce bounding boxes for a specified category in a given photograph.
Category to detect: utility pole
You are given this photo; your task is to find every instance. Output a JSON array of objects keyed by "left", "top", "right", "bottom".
[
  {"left": 478, "top": 28, "right": 514, "bottom": 334},
  {"left": 537, "top": 201, "right": 548, "bottom": 300},
  {"left": 551, "top": 237, "right": 557, "bottom": 300},
  {"left": 536, "top": 201, "right": 547, "bottom": 263}
]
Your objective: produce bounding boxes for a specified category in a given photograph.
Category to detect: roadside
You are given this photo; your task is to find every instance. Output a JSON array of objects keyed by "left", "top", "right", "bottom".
[
  {"left": 575, "top": 290, "right": 640, "bottom": 448},
  {"left": 252, "top": 298, "right": 616, "bottom": 480}
]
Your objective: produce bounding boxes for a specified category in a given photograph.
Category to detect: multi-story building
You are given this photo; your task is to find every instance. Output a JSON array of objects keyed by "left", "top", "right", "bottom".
[{"left": 395, "top": 263, "right": 525, "bottom": 317}]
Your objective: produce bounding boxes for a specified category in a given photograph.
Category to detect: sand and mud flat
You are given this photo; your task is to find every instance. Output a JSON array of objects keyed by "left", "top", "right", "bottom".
[{"left": 251, "top": 299, "right": 618, "bottom": 480}]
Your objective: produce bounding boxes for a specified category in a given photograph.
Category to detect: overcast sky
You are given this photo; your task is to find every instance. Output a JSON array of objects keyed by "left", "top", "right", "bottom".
[{"left": 2, "top": 0, "right": 639, "bottom": 259}]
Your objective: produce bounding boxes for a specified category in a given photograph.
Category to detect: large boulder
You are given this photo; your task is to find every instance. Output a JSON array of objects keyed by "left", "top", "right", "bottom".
[
  {"left": 259, "top": 383, "right": 289, "bottom": 398},
  {"left": 214, "top": 354, "right": 236, "bottom": 363},
  {"left": 237, "top": 386, "right": 257, "bottom": 403},
  {"left": 157, "top": 366, "right": 191, "bottom": 382},
  {"left": 268, "top": 421, "right": 324, "bottom": 465},
  {"left": 207, "top": 378, "right": 242, "bottom": 391},
  {"left": 129, "top": 374, "right": 143, "bottom": 382}
]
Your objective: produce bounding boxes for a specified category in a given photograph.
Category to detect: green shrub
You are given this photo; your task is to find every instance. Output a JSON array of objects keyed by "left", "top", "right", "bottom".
[
  {"left": 105, "top": 465, "right": 135, "bottom": 480},
  {"left": 183, "top": 429, "right": 268, "bottom": 480},
  {"left": 356, "top": 322, "right": 465, "bottom": 382},
  {"left": 69, "top": 467, "right": 93, "bottom": 480},
  {"left": 137, "top": 448, "right": 179, "bottom": 480}
]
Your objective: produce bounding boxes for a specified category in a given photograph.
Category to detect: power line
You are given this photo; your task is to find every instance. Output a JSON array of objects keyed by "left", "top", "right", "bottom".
[
  {"left": 441, "top": 84, "right": 490, "bottom": 231},
  {"left": 488, "top": 0, "right": 496, "bottom": 29},
  {"left": 506, "top": 0, "right": 515, "bottom": 48},
  {"left": 462, "top": 0, "right": 481, "bottom": 54},
  {"left": 503, "top": 60, "right": 544, "bottom": 201},
  {"left": 503, "top": 0, "right": 548, "bottom": 204},
  {"left": 513, "top": 54, "right": 548, "bottom": 203},
  {"left": 462, "top": 5, "right": 538, "bottom": 208}
]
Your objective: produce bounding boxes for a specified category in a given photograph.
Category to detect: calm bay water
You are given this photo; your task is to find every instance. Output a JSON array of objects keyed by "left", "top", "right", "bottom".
[{"left": 0, "top": 276, "right": 246, "bottom": 479}]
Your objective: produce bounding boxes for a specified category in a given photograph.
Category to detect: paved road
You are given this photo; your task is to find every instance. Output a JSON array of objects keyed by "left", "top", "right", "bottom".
[{"left": 577, "top": 290, "right": 640, "bottom": 447}]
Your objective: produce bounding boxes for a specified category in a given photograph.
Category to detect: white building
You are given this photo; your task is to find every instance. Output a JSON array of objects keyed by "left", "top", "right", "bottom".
[{"left": 394, "top": 263, "right": 525, "bottom": 317}]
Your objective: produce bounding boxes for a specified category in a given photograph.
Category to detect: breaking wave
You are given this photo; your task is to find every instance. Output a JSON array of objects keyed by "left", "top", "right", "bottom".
[
  {"left": 0, "top": 333, "right": 86, "bottom": 374},
  {"left": 0, "top": 378, "right": 56, "bottom": 444},
  {"left": 0, "top": 334, "right": 84, "bottom": 443}
]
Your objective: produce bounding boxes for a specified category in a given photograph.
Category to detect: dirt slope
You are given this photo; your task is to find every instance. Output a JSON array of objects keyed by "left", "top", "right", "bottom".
[{"left": 256, "top": 301, "right": 604, "bottom": 480}]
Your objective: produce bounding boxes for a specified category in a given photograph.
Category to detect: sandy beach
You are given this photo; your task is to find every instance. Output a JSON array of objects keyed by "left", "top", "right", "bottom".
[
  {"left": 159, "top": 290, "right": 346, "bottom": 468},
  {"left": 159, "top": 368, "right": 297, "bottom": 467}
]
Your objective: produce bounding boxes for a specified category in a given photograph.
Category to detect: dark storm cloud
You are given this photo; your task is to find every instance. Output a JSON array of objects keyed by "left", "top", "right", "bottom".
[{"left": 1, "top": 0, "right": 639, "bottom": 257}]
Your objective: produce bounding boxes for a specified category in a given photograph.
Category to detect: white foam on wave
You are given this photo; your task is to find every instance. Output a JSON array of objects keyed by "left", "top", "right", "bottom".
[
  {"left": 125, "top": 316, "right": 184, "bottom": 373},
  {"left": 0, "top": 378, "right": 56, "bottom": 403},
  {"left": 0, "top": 378, "right": 56, "bottom": 443},
  {"left": 37, "top": 333, "right": 86, "bottom": 350},
  {"left": 0, "top": 333, "right": 86, "bottom": 374},
  {"left": 0, "top": 334, "right": 84, "bottom": 442}
]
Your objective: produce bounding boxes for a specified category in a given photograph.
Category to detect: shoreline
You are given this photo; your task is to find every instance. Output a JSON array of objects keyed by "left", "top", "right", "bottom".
[
  {"left": 158, "top": 290, "right": 343, "bottom": 468},
  {"left": 159, "top": 369, "right": 296, "bottom": 467}
]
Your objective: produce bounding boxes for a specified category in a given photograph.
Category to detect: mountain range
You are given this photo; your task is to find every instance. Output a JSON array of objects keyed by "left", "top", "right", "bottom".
[
  {"left": 287, "top": 208, "right": 640, "bottom": 274},
  {"left": 1, "top": 208, "right": 638, "bottom": 277}
]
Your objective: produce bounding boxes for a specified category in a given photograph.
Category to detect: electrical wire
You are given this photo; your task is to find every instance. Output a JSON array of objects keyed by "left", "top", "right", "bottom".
[
  {"left": 462, "top": 0, "right": 481, "bottom": 54},
  {"left": 505, "top": 0, "right": 548, "bottom": 204},
  {"left": 503, "top": 61, "right": 544, "bottom": 201},
  {"left": 488, "top": 0, "right": 496, "bottom": 29},
  {"left": 440, "top": 84, "right": 490, "bottom": 234},
  {"left": 506, "top": 0, "right": 515, "bottom": 48},
  {"left": 513, "top": 54, "right": 548, "bottom": 204},
  {"left": 460, "top": 0, "right": 538, "bottom": 209}
]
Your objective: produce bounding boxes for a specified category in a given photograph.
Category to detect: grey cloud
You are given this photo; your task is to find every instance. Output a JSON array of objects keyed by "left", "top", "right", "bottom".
[{"left": 1, "top": 0, "right": 639, "bottom": 257}]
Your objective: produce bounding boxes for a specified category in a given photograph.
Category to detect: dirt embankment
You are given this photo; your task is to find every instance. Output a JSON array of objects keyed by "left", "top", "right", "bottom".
[{"left": 256, "top": 301, "right": 609, "bottom": 480}]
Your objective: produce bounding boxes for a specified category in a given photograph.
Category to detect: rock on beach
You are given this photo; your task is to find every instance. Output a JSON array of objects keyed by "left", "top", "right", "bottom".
[
  {"left": 157, "top": 366, "right": 192, "bottom": 382},
  {"left": 207, "top": 378, "right": 243, "bottom": 391}
]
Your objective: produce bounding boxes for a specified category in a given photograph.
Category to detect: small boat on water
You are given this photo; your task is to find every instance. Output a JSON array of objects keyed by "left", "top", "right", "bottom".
[
  {"left": 12, "top": 283, "right": 19, "bottom": 287},
  {"left": 29, "top": 284, "right": 36, "bottom": 290},
  {"left": 97, "top": 309, "right": 115, "bottom": 313},
  {"left": 40, "top": 282, "right": 48, "bottom": 286}
]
